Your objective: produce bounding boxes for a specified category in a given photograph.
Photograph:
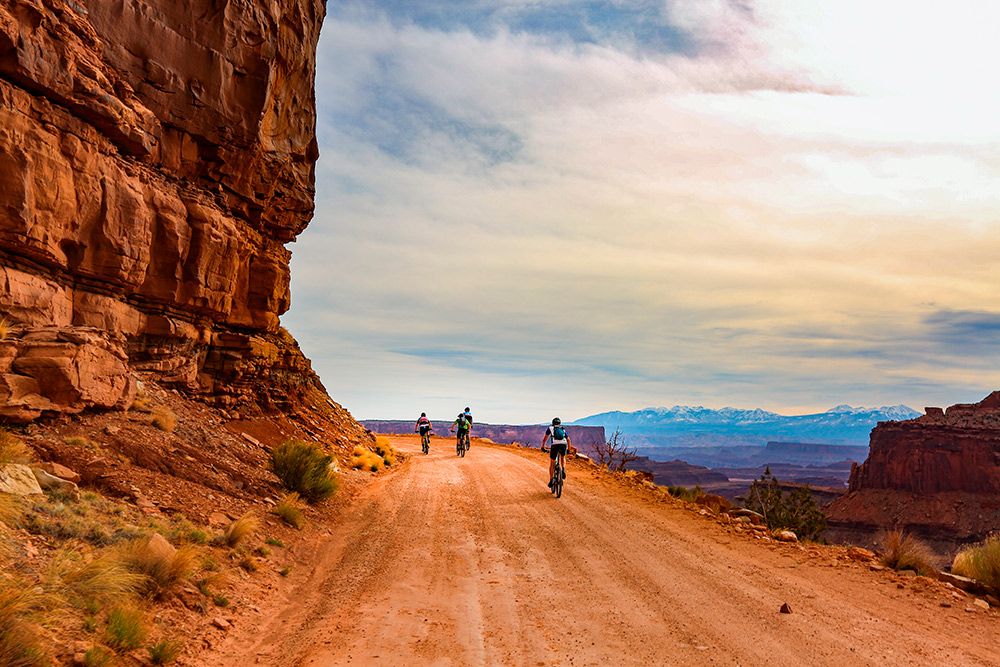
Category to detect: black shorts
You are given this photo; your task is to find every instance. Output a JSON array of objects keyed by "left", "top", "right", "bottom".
[
  {"left": 456, "top": 429, "right": 469, "bottom": 438},
  {"left": 549, "top": 442, "right": 567, "bottom": 460},
  {"left": 419, "top": 425, "right": 430, "bottom": 436}
]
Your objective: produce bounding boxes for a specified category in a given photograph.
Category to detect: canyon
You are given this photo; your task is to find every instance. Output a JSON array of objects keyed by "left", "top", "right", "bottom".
[{"left": 828, "top": 391, "right": 1000, "bottom": 555}]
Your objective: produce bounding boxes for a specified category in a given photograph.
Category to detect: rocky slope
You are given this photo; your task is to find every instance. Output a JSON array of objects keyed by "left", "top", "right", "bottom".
[
  {"left": 0, "top": 0, "right": 357, "bottom": 430},
  {"left": 827, "top": 391, "right": 1000, "bottom": 555}
]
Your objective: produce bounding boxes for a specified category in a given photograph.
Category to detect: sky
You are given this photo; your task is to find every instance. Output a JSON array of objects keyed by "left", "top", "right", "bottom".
[{"left": 283, "top": 0, "right": 1000, "bottom": 424}]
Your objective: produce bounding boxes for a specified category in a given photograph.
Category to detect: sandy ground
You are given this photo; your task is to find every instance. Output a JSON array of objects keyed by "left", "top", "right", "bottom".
[{"left": 203, "top": 436, "right": 999, "bottom": 666}]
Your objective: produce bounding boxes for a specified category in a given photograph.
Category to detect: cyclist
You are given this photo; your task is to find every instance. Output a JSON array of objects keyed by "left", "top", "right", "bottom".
[
  {"left": 462, "top": 407, "right": 473, "bottom": 446},
  {"left": 415, "top": 412, "right": 432, "bottom": 452},
  {"left": 541, "top": 417, "right": 570, "bottom": 489},
  {"left": 451, "top": 412, "right": 471, "bottom": 452}
]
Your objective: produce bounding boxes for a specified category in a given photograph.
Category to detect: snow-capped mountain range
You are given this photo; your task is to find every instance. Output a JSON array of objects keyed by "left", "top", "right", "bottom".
[{"left": 571, "top": 404, "right": 921, "bottom": 446}]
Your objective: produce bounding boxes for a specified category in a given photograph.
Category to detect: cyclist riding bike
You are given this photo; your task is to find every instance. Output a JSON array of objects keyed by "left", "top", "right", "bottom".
[
  {"left": 462, "top": 407, "right": 473, "bottom": 447},
  {"left": 541, "top": 417, "right": 570, "bottom": 489},
  {"left": 415, "top": 412, "right": 432, "bottom": 453},
  {"left": 450, "top": 412, "right": 471, "bottom": 453}
]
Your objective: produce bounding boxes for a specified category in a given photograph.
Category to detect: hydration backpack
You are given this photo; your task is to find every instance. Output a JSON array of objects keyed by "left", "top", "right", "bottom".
[
  {"left": 458, "top": 414, "right": 469, "bottom": 428},
  {"left": 553, "top": 426, "right": 567, "bottom": 441}
]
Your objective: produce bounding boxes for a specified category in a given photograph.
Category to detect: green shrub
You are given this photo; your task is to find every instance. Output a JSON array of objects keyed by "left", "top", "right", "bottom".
[
  {"left": 83, "top": 646, "right": 114, "bottom": 667},
  {"left": 666, "top": 485, "right": 704, "bottom": 502},
  {"left": 879, "top": 529, "right": 937, "bottom": 576},
  {"left": 265, "top": 538, "right": 286, "bottom": 548},
  {"left": 744, "top": 467, "right": 827, "bottom": 541},
  {"left": 270, "top": 441, "right": 339, "bottom": 502},
  {"left": 104, "top": 606, "right": 148, "bottom": 651},
  {"left": 952, "top": 534, "right": 1000, "bottom": 590},
  {"left": 148, "top": 639, "right": 183, "bottom": 665}
]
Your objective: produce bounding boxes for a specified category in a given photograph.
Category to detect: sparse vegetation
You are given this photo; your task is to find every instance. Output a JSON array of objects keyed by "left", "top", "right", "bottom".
[
  {"left": 0, "top": 428, "right": 33, "bottom": 465},
  {"left": 119, "top": 535, "right": 196, "bottom": 596},
  {"left": 951, "top": 534, "right": 1000, "bottom": 591},
  {"left": 148, "top": 638, "right": 183, "bottom": 664},
  {"left": 271, "top": 493, "right": 306, "bottom": 529},
  {"left": 0, "top": 317, "right": 12, "bottom": 340},
  {"left": 744, "top": 467, "right": 827, "bottom": 541},
  {"left": 373, "top": 437, "right": 397, "bottom": 466},
  {"left": 151, "top": 408, "right": 177, "bottom": 432},
  {"left": 593, "top": 428, "right": 638, "bottom": 472},
  {"left": 104, "top": 605, "right": 148, "bottom": 651},
  {"left": 265, "top": 538, "right": 286, "bottom": 548},
  {"left": 223, "top": 512, "right": 260, "bottom": 547},
  {"left": 666, "top": 485, "right": 704, "bottom": 502},
  {"left": 878, "top": 529, "right": 937, "bottom": 576},
  {"left": 270, "top": 440, "right": 339, "bottom": 502},
  {"left": 238, "top": 555, "right": 258, "bottom": 572},
  {"left": 279, "top": 566, "right": 292, "bottom": 577},
  {"left": 43, "top": 549, "right": 145, "bottom": 606}
]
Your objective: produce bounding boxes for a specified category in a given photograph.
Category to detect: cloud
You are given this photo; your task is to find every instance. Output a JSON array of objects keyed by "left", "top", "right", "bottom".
[{"left": 284, "top": 1, "right": 1000, "bottom": 423}]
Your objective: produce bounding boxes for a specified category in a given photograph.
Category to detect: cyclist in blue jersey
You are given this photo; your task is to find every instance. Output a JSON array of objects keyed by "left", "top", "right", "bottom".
[{"left": 541, "top": 417, "right": 570, "bottom": 489}]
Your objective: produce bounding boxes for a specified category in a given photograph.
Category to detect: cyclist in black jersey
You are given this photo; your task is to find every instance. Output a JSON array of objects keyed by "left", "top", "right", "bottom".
[{"left": 541, "top": 417, "right": 570, "bottom": 489}]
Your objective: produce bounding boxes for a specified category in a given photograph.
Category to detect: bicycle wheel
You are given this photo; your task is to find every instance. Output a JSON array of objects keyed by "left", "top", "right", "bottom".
[{"left": 555, "top": 472, "right": 563, "bottom": 498}]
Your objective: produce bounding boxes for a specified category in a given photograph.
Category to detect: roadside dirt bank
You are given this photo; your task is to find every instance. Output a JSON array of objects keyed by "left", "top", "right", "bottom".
[{"left": 201, "top": 436, "right": 999, "bottom": 667}]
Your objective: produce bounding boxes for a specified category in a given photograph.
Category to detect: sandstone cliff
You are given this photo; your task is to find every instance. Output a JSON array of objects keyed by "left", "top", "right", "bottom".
[
  {"left": 827, "top": 391, "right": 1000, "bottom": 554},
  {"left": 0, "top": 0, "right": 357, "bottom": 430}
]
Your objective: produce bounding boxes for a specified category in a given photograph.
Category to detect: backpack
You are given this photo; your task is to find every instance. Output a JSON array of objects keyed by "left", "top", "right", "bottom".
[
  {"left": 458, "top": 414, "right": 469, "bottom": 428},
  {"left": 553, "top": 426, "right": 566, "bottom": 441}
]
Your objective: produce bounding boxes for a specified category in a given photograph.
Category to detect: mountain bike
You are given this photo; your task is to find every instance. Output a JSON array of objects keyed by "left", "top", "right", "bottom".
[
  {"left": 550, "top": 456, "right": 565, "bottom": 498},
  {"left": 420, "top": 430, "right": 431, "bottom": 455},
  {"left": 456, "top": 432, "right": 468, "bottom": 457}
]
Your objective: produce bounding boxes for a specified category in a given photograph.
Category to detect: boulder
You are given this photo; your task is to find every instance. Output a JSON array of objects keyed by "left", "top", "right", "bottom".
[
  {"left": 696, "top": 494, "right": 733, "bottom": 514},
  {"left": 36, "top": 461, "right": 81, "bottom": 483},
  {"left": 31, "top": 468, "right": 80, "bottom": 499},
  {"left": 0, "top": 464, "right": 44, "bottom": 495},
  {"left": 846, "top": 547, "right": 876, "bottom": 562},
  {"left": 777, "top": 531, "right": 798, "bottom": 543}
]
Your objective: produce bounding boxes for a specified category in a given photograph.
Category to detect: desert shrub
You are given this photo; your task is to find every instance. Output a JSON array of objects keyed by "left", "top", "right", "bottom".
[
  {"left": 0, "top": 317, "right": 11, "bottom": 340},
  {"left": 952, "top": 534, "right": 1000, "bottom": 591},
  {"left": 593, "top": 428, "right": 638, "bottom": 472},
  {"left": 270, "top": 440, "right": 339, "bottom": 502},
  {"left": 270, "top": 493, "right": 306, "bottom": 529},
  {"left": 119, "top": 535, "right": 196, "bottom": 596},
  {"left": 279, "top": 566, "right": 292, "bottom": 577},
  {"left": 185, "top": 530, "right": 209, "bottom": 545},
  {"left": 0, "top": 428, "right": 33, "bottom": 465},
  {"left": 104, "top": 606, "right": 147, "bottom": 651},
  {"left": 744, "top": 467, "right": 827, "bottom": 541},
  {"left": 151, "top": 408, "right": 177, "bottom": 432},
  {"left": 0, "top": 493, "right": 22, "bottom": 527},
  {"left": 238, "top": 555, "right": 258, "bottom": 572},
  {"left": 0, "top": 584, "right": 48, "bottom": 667},
  {"left": 265, "top": 538, "right": 285, "bottom": 548},
  {"left": 878, "top": 529, "right": 937, "bottom": 576},
  {"left": 223, "top": 512, "right": 259, "bottom": 547},
  {"left": 352, "top": 445, "right": 367, "bottom": 457},
  {"left": 148, "top": 638, "right": 183, "bottom": 665},
  {"left": 130, "top": 395, "right": 153, "bottom": 413},
  {"left": 665, "top": 485, "right": 704, "bottom": 502},
  {"left": 373, "top": 437, "right": 393, "bottom": 457}
]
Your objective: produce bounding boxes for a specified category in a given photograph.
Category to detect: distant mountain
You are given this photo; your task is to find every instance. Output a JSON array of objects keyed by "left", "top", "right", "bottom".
[{"left": 571, "top": 404, "right": 921, "bottom": 447}]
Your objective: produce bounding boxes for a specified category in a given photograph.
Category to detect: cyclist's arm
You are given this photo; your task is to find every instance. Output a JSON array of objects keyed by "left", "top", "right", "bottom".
[{"left": 541, "top": 431, "right": 550, "bottom": 447}]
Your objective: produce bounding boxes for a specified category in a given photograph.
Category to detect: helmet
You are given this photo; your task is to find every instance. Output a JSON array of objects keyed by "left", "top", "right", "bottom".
[
  {"left": 420, "top": 412, "right": 426, "bottom": 417},
  {"left": 464, "top": 407, "right": 470, "bottom": 412},
  {"left": 552, "top": 417, "right": 561, "bottom": 425}
]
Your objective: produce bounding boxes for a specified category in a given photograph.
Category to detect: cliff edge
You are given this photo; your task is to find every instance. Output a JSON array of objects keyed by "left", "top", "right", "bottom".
[
  {"left": 0, "top": 0, "right": 355, "bottom": 429},
  {"left": 827, "top": 391, "right": 1000, "bottom": 553}
]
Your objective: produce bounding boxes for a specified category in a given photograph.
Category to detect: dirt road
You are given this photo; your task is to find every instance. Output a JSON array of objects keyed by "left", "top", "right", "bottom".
[{"left": 206, "top": 436, "right": 998, "bottom": 666}]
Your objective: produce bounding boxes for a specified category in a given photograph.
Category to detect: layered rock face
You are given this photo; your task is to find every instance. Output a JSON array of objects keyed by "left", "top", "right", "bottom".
[
  {"left": 0, "top": 0, "right": 342, "bottom": 422},
  {"left": 827, "top": 392, "right": 1000, "bottom": 553}
]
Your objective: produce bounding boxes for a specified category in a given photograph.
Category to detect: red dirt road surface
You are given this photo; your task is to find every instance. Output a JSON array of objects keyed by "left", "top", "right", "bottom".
[{"left": 204, "top": 436, "right": 999, "bottom": 666}]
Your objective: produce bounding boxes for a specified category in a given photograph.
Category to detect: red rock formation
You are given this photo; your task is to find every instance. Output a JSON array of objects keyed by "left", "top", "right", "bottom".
[
  {"left": 0, "top": 0, "right": 351, "bottom": 424},
  {"left": 827, "top": 392, "right": 1000, "bottom": 553}
]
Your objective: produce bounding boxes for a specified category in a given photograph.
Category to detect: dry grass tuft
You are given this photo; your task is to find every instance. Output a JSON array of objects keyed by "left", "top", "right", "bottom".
[
  {"left": 119, "top": 535, "right": 196, "bottom": 596},
  {"left": 952, "top": 534, "right": 1000, "bottom": 591},
  {"left": 223, "top": 511, "right": 260, "bottom": 548},
  {"left": 270, "top": 493, "right": 306, "bottom": 530},
  {"left": 0, "top": 428, "right": 33, "bottom": 465},
  {"left": 0, "top": 581, "right": 49, "bottom": 666},
  {"left": 0, "top": 317, "right": 11, "bottom": 341},
  {"left": 130, "top": 395, "right": 152, "bottom": 413},
  {"left": 151, "top": 408, "right": 177, "bottom": 432},
  {"left": 83, "top": 645, "right": 114, "bottom": 666},
  {"left": 148, "top": 638, "right": 183, "bottom": 664},
  {"left": 44, "top": 549, "right": 145, "bottom": 606},
  {"left": 878, "top": 528, "right": 937, "bottom": 576}
]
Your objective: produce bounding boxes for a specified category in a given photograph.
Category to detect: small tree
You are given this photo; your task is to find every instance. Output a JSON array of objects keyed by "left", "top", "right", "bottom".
[
  {"left": 745, "top": 467, "right": 826, "bottom": 541},
  {"left": 593, "top": 428, "right": 638, "bottom": 472}
]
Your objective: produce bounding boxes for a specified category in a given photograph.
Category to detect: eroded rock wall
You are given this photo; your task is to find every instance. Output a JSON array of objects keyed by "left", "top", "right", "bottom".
[
  {"left": 827, "top": 392, "right": 1000, "bottom": 554},
  {"left": 0, "top": 0, "right": 346, "bottom": 423}
]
